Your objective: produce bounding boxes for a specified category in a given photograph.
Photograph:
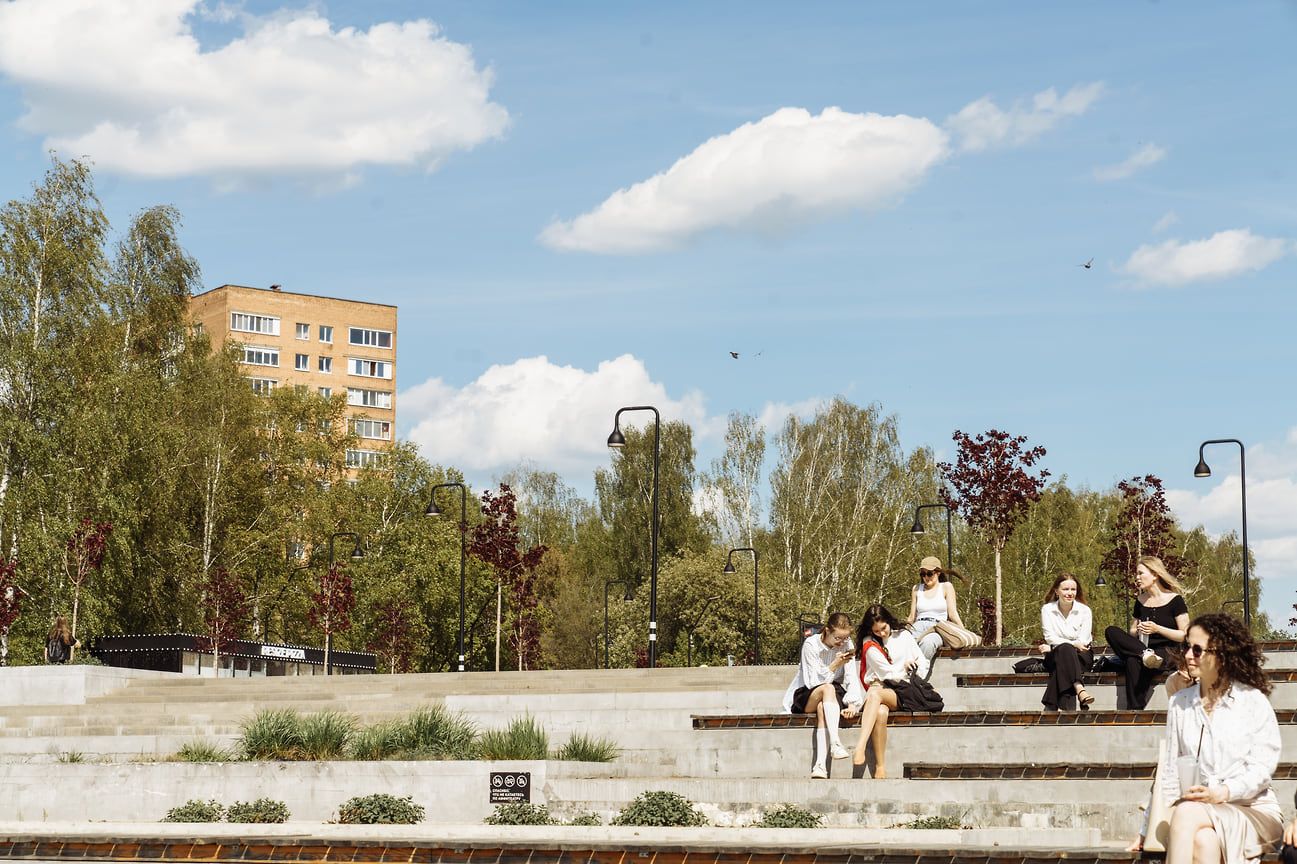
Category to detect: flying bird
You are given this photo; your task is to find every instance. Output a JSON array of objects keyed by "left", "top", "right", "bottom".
[
  {"left": 729, "top": 352, "right": 739, "bottom": 359},
  {"left": 1078, "top": 259, "right": 1093, "bottom": 270},
  {"left": 269, "top": 283, "right": 282, "bottom": 289}
]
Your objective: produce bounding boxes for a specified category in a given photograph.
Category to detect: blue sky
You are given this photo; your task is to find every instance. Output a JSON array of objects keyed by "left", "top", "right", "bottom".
[{"left": 1, "top": 1, "right": 1295, "bottom": 625}]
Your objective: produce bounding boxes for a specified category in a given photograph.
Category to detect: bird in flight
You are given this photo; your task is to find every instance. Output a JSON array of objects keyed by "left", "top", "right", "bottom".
[
  {"left": 1078, "top": 259, "right": 1093, "bottom": 270},
  {"left": 729, "top": 352, "right": 739, "bottom": 359},
  {"left": 269, "top": 283, "right": 282, "bottom": 289}
]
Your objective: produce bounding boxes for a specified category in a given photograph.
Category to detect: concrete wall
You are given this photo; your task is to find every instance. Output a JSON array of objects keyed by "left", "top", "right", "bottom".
[{"left": 0, "top": 667, "right": 178, "bottom": 708}]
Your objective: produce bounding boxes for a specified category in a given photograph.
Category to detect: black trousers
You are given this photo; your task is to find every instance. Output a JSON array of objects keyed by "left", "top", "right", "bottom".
[
  {"left": 1280, "top": 844, "right": 1297, "bottom": 864},
  {"left": 1104, "top": 626, "right": 1167, "bottom": 710},
  {"left": 1042, "top": 643, "right": 1092, "bottom": 710}
]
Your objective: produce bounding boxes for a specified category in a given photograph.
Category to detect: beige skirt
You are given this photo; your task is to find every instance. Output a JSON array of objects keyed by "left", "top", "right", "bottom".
[{"left": 1205, "top": 798, "right": 1284, "bottom": 864}]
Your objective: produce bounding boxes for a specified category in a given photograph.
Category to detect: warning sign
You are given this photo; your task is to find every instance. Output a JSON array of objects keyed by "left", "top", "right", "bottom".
[{"left": 489, "top": 771, "right": 531, "bottom": 803}]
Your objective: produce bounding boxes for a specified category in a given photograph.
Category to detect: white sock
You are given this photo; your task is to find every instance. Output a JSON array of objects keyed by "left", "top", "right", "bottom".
[
  {"left": 813, "top": 727, "right": 828, "bottom": 770},
  {"left": 824, "top": 700, "right": 842, "bottom": 749}
]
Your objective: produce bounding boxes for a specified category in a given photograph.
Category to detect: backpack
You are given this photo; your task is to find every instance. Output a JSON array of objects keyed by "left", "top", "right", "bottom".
[{"left": 47, "top": 634, "right": 69, "bottom": 664}]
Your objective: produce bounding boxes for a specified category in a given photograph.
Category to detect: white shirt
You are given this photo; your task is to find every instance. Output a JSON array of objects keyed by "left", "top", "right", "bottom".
[
  {"left": 780, "top": 631, "right": 864, "bottom": 712},
  {"left": 1160, "top": 681, "right": 1280, "bottom": 809},
  {"left": 861, "top": 629, "right": 929, "bottom": 687},
  {"left": 1040, "top": 600, "right": 1092, "bottom": 647}
]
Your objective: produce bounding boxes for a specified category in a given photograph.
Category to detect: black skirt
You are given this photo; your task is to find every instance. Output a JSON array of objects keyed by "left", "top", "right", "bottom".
[{"left": 791, "top": 681, "right": 847, "bottom": 714}]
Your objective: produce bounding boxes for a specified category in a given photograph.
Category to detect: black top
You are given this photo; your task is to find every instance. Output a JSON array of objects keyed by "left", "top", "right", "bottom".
[{"left": 1133, "top": 594, "right": 1189, "bottom": 650}]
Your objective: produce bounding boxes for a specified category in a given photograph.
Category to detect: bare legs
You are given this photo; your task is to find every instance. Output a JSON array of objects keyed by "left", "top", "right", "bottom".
[
  {"left": 1167, "top": 802, "right": 1221, "bottom": 864},
  {"left": 851, "top": 686, "right": 899, "bottom": 777}
]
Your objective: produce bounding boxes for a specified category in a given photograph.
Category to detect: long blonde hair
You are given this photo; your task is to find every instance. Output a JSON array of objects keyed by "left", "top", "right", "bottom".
[{"left": 1138, "top": 555, "right": 1182, "bottom": 594}]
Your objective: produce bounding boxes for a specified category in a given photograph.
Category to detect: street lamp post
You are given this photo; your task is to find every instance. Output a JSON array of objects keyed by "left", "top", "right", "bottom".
[
  {"left": 426, "top": 482, "right": 468, "bottom": 672},
  {"left": 326, "top": 532, "right": 364, "bottom": 675},
  {"left": 607, "top": 406, "right": 660, "bottom": 668},
  {"left": 1095, "top": 566, "right": 1129, "bottom": 633},
  {"left": 686, "top": 595, "right": 722, "bottom": 667},
  {"left": 603, "top": 580, "right": 633, "bottom": 669},
  {"left": 723, "top": 548, "right": 760, "bottom": 664},
  {"left": 1194, "top": 439, "right": 1250, "bottom": 630},
  {"left": 910, "top": 503, "right": 953, "bottom": 571}
]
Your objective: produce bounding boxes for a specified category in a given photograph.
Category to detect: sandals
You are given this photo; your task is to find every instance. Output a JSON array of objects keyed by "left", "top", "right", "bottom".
[{"left": 1075, "top": 686, "right": 1095, "bottom": 710}]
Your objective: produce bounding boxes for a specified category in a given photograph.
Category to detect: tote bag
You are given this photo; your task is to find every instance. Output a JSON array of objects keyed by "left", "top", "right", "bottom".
[{"left": 932, "top": 619, "right": 983, "bottom": 650}]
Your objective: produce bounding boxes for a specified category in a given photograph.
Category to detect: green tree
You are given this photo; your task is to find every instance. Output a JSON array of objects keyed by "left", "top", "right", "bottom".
[{"left": 701, "top": 412, "right": 767, "bottom": 550}]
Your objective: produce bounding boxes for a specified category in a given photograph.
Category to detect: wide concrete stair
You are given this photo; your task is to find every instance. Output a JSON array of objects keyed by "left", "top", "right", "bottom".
[{"left": 3, "top": 643, "right": 1297, "bottom": 842}]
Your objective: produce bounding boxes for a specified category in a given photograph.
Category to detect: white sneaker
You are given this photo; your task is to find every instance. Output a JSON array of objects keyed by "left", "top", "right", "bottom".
[
  {"left": 810, "top": 765, "right": 828, "bottom": 779},
  {"left": 831, "top": 744, "right": 851, "bottom": 760}
]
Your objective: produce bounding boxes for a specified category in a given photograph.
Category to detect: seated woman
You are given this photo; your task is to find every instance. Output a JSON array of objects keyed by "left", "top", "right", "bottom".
[
  {"left": 1038, "top": 572, "right": 1094, "bottom": 711},
  {"left": 906, "top": 556, "right": 969, "bottom": 662},
  {"left": 1130, "top": 613, "right": 1282, "bottom": 864},
  {"left": 780, "top": 612, "right": 862, "bottom": 779},
  {"left": 851, "top": 603, "right": 928, "bottom": 779},
  {"left": 1104, "top": 556, "right": 1189, "bottom": 710}
]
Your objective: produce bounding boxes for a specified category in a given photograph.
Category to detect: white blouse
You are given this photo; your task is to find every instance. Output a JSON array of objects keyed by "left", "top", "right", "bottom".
[
  {"left": 1040, "top": 600, "right": 1092, "bottom": 647},
  {"left": 1160, "top": 681, "right": 1280, "bottom": 808},
  {"left": 861, "top": 629, "right": 929, "bottom": 687},
  {"left": 780, "top": 631, "right": 864, "bottom": 712}
]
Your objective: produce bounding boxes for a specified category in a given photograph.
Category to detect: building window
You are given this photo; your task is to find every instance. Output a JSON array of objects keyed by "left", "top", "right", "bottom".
[
  {"left": 349, "top": 417, "right": 391, "bottom": 440},
  {"left": 241, "top": 346, "right": 279, "bottom": 367},
  {"left": 319, "top": 325, "right": 333, "bottom": 343},
  {"left": 349, "top": 327, "right": 392, "bottom": 349},
  {"left": 247, "top": 377, "right": 277, "bottom": 394},
  {"left": 318, "top": 356, "right": 332, "bottom": 373},
  {"left": 346, "top": 448, "right": 385, "bottom": 468},
  {"left": 231, "top": 312, "right": 280, "bottom": 336},
  {"left": 295, "top": 353, "right": 309, "bottom": 371},
  {"left": 296, "top": 323, "right": 310, "bottom": 340},
  {"left": 348, "top": 357, "right": 391, "bottom": 379},
  {"left": 318, "top": 387, "right": 332, "bottom": 398},
  {"left": 346, "top": 388, "right": 392, "bottom": 409}
]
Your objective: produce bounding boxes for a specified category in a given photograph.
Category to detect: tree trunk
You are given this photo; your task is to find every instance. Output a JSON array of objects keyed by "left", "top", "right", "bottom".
[
  {"left": 993, "top": 541, "right": 1004, "bottom": 645},
  {"left": 494, "top": 579, "right": 502, "bottom": 673}
]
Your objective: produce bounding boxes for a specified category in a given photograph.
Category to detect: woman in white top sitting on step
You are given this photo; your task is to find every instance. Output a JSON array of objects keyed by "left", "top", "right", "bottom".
[
  {"left": 851, "top": 603, "right": 928, "bottom": 779},
  {"left": 1037, "top": 572, "right": 1094, "bottom": 711},
  {"left": 906, "top": 556, "right": 968, "bottom": 662},
  {"left": 780, "top": 612, "right": 863, "bottom": 779}
]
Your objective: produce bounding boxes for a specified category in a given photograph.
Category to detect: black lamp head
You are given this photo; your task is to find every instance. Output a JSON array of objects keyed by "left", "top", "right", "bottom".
[
  {"left": 350, "top": 544, "right": 365, "bottom": 561},
  {"left": 723, "top": 560, "right": 736, "bottom": 574},
  {"left": 607, "top": 426, "right": 626, "bottom": 448},
  {"left": 425, "top": 498, "right": 442, "bottom": 517},
  {"left": 622, "top": 587, "right": 634, "bottom": 602},
  {"left": 1193, "top": 457, "right": 1211, "bottom": 478},
  {"left": 910, "top": 517, "right": 925, "bottom": 535},
  {"left": 1095, "top": 574, "right": 1106, "bottom": 588}
]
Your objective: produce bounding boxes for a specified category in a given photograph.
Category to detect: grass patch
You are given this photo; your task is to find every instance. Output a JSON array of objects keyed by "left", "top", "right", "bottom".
[
  {"left": 239, "top": 708, "right": 304, "bottom": 760},
  {"left": 348, "top": 721, "right": 404, "bottom": 761},
  {"left": 56, "top": 750, "right": 86, "bottom": 763},
  {"left": 477, "top": 714, "right": 547, "bottom": 761},
  {"left": 556, "top": 731, "right": 619, "bottom": 763},
  {"left": 298, "top": 710, "right": 356, "bottom": 760},
  {"left": 399, "top": 705, "right": 478, "bottom": 759},
  {"left": 891, "top": 814, "right": 966, "bottom": 830},
  {"left": 172, "top": 739, "right": 235, "bottom": 762}
]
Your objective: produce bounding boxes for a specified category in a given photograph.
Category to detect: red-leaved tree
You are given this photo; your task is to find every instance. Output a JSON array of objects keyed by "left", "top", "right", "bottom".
[
  {"left": 468, "top": 484, "right": 547, "bottom": 671},
  {"left": 309, "top": 562, "right": 355, "bottom": 674},
  {"left": 939, "top": 429, "right": 1049, "bottom": 644},
  {"left": 1102, "top": 475, "right": 1187, "bottom": 618},
  {"left": 66, "top": 518, "right": 113, "bottom": 659},
  {"left": 366, "top": 598, "right": 418, "bottom": 674},
  {"left": 0, "top": 559, "right": 23, "bottom": 667},
  {"left": 195, "top": 566, "right": 250, "bottom": 676}
]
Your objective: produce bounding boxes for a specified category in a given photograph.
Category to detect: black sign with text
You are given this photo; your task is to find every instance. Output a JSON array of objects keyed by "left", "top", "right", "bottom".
[{"left": 489, "top": 771, "right": 531, "bottom": 803}]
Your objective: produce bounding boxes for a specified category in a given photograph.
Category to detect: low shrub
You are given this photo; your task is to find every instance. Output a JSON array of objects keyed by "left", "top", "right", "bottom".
[
  {"left": 239, "top": 708, "right": 303, "bottom": 760},
  {"left": 162, "top": 800, "right": 226, "bottom": 823},
  {"left": 483, "top": 803, "right": 557, "bottom": 825},
  {"left": 298, "top": 710, "right": 356, "bottom": 760},
  {"left": 891, "top": 814, "right": 965, "bottom": 829},
  {"left": 227, "top": 798, "right": 290, "bottom": 824},
  {"left": 556, "top": 731, "right": 619, "bottom": 763},
  {"left": 477, "top": 714, "right": 547, "bottom": 761},
  {"left": 754, "top": 804, "right": 822, "bottom": 828},
  {"left": 335, "top": 793, "right": 425, "bottom": 824},
  {"left": 399, "top": 705, "right": 478, "bottom": 759},
  {"left": 173, "top": 739, "right": 234, "bottom": 762},
  {"left": 567, "top": 813, "right": 602, "bottom": 826},
  {"left": 611, "top": 791, "right": 708, "bottom": 827},
  {"left": 348, "top": 721, "right": 404, "bottom": 761}
]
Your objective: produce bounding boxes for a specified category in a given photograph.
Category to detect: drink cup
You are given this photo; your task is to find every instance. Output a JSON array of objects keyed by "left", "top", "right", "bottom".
[{"left": 1176, "top": 756, "right": 1200, "bottom": 795}]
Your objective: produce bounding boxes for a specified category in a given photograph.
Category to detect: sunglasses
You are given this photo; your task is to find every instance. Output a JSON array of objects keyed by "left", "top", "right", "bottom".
[
  {"left": 919, "top": 569, "right": 938, "bottom": 577},
  {"left": 1186, "top": 644, "right": 1213, "bottom": 658}
]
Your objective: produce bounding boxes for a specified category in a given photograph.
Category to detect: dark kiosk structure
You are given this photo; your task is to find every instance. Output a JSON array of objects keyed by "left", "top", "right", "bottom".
[{"left": 92, "top": 634, "right": 376, "bottom": 677}]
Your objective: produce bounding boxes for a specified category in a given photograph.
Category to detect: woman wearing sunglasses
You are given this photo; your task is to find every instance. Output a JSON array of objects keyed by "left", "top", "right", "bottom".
[
  {"left": 1130, "top": 613, "right": 1281, "bottom": 863},
  {"left": 905, "top": 556, "right": 969, "bottom": 661}
]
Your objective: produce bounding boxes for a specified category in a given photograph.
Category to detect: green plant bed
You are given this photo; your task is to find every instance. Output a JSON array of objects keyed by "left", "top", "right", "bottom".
[
  {"left": 755, "top": 804, "right": 823, "bottom": 828},
  {"left": 162, "top": 800, "right": 226, "bottom": 823},
  {"left": 483, "top": 803, "right": 557, "bottom": 825},
  {"left": 556, "top": 731, "right": 619, "bottom": 762},
  {"left": 477, "top": 714, "right": 547, "bottom": 760},
  {"left": 611, "top": 791, "right": 708, "bottom": 827},
  {"left": 892, "top": 814, "right": 966, "bottom": 830},
  {"left": 172, "top": 739, "right": 235, "bottom": 762},
  {"left": 335, "top": 794, "right": 424, "bottom": 824},
  {"left": 228, "top": 798, "right": 290, "bottom": 823}
]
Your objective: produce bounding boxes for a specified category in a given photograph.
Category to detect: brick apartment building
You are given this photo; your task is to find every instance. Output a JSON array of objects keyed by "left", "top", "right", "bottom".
[{"left": 188, "top": 284, "right": 397, "bottom": 469}]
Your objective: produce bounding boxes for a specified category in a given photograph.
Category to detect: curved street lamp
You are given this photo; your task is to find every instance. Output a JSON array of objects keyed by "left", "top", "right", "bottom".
[
  {"left": 603, "top": 580, "right": 633, "bottom": 669},
  {"left": 910, "top": 503, "right": 953, "bottom": 572},
  {"left": 608, "top": 406, "right": 660, "bottom": 668},
  {"left": 723, "top": 547, "right": 759, "bottom": 664},
  {"left": 1194, "top": 439, "right": 1250, "bottom": 630},
  {"left": 426, "top": 482, "right": 468, "bottom": 672},
  {"left": 326, "top": 532, "right": 365, "bottom": 675},
  {"left": 686, "top": 595, "right": 722, "bottom": 667}
]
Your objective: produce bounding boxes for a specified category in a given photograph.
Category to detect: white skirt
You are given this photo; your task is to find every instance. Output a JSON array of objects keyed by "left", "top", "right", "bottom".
[{"left": 1205, "top": 796, "right": 1284, "bottom": 864}]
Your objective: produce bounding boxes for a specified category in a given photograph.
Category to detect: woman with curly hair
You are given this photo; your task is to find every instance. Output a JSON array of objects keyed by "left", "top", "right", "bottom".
[
  {"left": 851, "top": 603, "right": 927, "bottom": 778},
  {"left": 1132, "top": 613, "right": 1282, "bottom": 864}
]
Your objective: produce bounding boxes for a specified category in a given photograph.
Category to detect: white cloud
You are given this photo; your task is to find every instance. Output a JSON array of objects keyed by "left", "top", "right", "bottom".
[
  {"left": 1153, "top": 211, "right": 1179, "bottom": 233},
  {"left": 944, "top": 82, "right": 1104, "bottom": 152},
  {"left": 0, "top": 0, "right": 509, "bottom": 182},
  {"left": 1120, "top": 229, "right": 1292, "bottom": 286},
  {"left": 1166, "top": 429, "right": 1297, "bottom": 628},
  {"left": 1093, "top": 142, "right": 1166, "bottom": 181},
  {"left": 539, "top": 106, "right": 951, "bottom": 254},
  {"left": 400, "top": 355, "right": 708, "bottom": 477}
]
